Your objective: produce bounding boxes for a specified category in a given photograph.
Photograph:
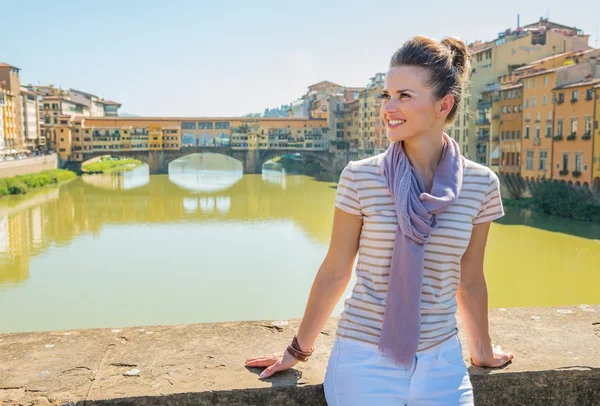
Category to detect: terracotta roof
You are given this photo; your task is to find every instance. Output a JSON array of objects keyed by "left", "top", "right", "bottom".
[
  {"left": 554, "top": 79, "right": 600, "bottom": 90},
  {"left": 101, "top": 100, "right": 121, "bottom": 106},
  {"left": 502, "top": 83, "right": 523, "bottom": 91},
  {"left": 0, "top": 62, "right": 20, "bottom": 70}
]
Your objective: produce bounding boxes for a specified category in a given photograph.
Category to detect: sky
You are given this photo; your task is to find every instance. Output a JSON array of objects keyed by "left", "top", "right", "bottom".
[{"left": 2, "top": 0, "right": 598, "bottom": 117}]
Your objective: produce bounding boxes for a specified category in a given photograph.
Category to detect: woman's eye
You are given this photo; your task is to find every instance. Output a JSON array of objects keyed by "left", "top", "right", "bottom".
[
  {"left": 381, "top": 93, "right": 390, "bottom": 99},
  {"left": 400, "top": 93, "right": 410, "bottom": 99}
]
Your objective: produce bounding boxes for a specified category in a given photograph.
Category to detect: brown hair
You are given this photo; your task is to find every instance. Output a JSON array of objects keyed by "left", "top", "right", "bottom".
[{"left": 389, "top": 36, "right": 471, "bottom": 122}]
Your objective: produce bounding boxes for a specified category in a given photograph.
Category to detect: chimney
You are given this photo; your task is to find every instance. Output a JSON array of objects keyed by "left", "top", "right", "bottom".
[
  {"left": 590, "top": 56, "right": 598, "bottom": 78},
  {"left": 517, "top": 14, "right": 520, "bottom": 29}
]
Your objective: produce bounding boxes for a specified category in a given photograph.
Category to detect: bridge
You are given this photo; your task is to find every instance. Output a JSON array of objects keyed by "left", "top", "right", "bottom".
[{"left": 74, "top": 146, "right": 338, "bottom": 174}]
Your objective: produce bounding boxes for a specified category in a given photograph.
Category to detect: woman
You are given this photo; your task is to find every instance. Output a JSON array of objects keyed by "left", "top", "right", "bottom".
[{"left": 246, "top": 36, "right": 514, "bottom": 405}]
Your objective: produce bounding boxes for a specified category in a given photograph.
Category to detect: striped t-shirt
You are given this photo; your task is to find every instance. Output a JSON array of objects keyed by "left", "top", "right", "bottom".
[{"left": 334, "top": 153, "right": 504, "bottom": 352}]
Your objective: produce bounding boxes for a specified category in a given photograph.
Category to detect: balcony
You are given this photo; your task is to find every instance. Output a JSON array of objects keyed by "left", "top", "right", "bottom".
[
  {"left": 524, "top": 118, "right": 531, "bottom": 123},
  {"left": 567, "top": 133, "right": 576, "bottom": 141},
  {"left": 492, "top": 136, "right": 500, "bottom": 142},
  {"left": 477, "top": 118, "right": 490, "bottom": 126},
  {"left": 586, "top": 94, "right": 594, "bottom": 101},
  {"left": 570, "top": 98, "right": 578, "bottom": 103},
  {"left": 477, "top": 101, "right": 492, "bottom": 110},
  {"left": 572, "top": 171, "right": 582, "bottom": 178},
  {"left": 553, "top": 134, "right": 563, "bottom": 141},
  {"left": 492, "top": 114, "right": 500, "bottom": 120},
  {"left": 559, "top": 169, "right": 569, "bottom": 176},
  {"left": 582, "top": 132, "right": 591, "bottom": 140},
  {"left": 557, "top": 98, "right": 565, "bottom": 105},
  {"left": 533, "top": 137, "right": 541, "bottom": 146}
]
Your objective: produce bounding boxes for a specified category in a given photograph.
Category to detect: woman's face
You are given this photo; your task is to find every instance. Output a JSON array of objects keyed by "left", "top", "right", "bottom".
[{"left": 381, "top": 65, "right": 447, "bottom": 143}]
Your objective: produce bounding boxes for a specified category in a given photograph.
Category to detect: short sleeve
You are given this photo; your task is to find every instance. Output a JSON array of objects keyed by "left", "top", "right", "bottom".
[
  {"left": 473, "top": 171, "right": 504, "bottom": 225},
  {"left": 335, "top": 163, "right": 363, "bottom": 217}
]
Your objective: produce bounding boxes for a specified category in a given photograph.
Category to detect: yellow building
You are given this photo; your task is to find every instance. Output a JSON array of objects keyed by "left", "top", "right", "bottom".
[
  {"left": 0, "top": 63, "right": 23, "bottom": 152},
  {"left": 0, "top": 88, "right": 17, "bottom": 152},
  {"left": 55, "top": 115, "right": 73, "bottom": 161},
  {"left": 149, "top": 124, "right": 163, "bottom": 150},
  {"left": 470, "top": 19, "right": 590, "bottom": 166}
]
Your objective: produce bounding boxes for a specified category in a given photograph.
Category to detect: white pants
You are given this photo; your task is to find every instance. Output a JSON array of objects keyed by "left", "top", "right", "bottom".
[{"left": 323, "top": 335, "right": 474, "bottom": 405}]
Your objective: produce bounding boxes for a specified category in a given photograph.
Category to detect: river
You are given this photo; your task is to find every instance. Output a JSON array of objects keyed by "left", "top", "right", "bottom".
[{"left": 1, "top": 153, "right": 599, "bottom": 333}]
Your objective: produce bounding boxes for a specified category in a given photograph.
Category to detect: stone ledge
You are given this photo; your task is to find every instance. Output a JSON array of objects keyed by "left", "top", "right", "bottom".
[{"left": 0, "top": 306, "right": 598, "bottom": 405}]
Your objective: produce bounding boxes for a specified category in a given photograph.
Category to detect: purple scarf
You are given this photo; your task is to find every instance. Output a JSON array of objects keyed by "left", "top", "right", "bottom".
[{"left": 378, "top": 133, "right": 463, "bottom": 368}]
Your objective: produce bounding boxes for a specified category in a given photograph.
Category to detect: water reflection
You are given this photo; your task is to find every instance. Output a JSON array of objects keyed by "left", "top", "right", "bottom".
[
  {"left": 168, "top": 153, "right": 243, "bottom": 193},
  {"left": 0, "top": 154, "right": 598, "bottom": 333},
  {"left": 81, "top": 164, "right": 150, "bottom": 191}
]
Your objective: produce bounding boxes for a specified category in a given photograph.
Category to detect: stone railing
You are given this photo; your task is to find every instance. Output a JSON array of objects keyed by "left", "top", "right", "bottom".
[
  {"left": 0, "top": 154, "right": 58, "bottom": 178},
  {"left": 0, "top": 306, "right": 599, "bottom": 405}
]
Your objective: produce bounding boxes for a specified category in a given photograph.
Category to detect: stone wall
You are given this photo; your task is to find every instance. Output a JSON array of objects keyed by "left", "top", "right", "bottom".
[
  {"left": 0, "top": 154, "right": 58, "bottom": 178},
  {"left": 1, "top": 306, "right": 599, "bottom": 405}
]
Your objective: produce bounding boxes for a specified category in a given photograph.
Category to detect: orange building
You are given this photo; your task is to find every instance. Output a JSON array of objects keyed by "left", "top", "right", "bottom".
[
  {"left": 552, "top": 78, "right": 599, "bottom": 186},
  {"left": 520, "top": 69, "right": 556, "bottom": 180},
  {"left": 499, "top": 82, "right": 523, "bottom": 175},
  {"left": 593, "top": 84, "right": 600, "bottom": 195}
]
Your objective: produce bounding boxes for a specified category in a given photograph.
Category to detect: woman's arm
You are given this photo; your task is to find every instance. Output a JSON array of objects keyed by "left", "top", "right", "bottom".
[
  {"left": 457, "top": 221, "right": 513, "bottom": 367},
  {"left": 246, "top": 207, "right": 362, "bottom": 378}
]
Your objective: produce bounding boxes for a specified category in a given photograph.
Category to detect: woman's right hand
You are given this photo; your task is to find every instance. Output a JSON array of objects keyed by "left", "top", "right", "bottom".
[{"left": 245, "top": 349, "right": 300, "bottom": 379}]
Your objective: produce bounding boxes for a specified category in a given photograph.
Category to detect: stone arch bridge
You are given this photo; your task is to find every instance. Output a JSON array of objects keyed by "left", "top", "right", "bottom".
[{"left": 75, "top": 147, "right": 338, "bottom": 174}]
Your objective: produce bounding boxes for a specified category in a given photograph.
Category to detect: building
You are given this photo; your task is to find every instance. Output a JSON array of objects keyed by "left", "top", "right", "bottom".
[
  {"left": 0, "top": 88, "right": 17, "bottom": 153},
  {"left": 470, "top": 18, "right": 590, "bottom": 167},
  {"left": 68, "top": 89, "right": 121, "bottom": 117},
  {"left": 54, "top": 117, "right": 329, "bottom": 163},
  {"left": 20, "top": 87, "right": 42, "bottom": 151},
  {"left": 552, "top": 77, "right": 600, "bottom": 186},
  {"left": 593, "top": 84, "right": 600, "bottom": 195},
  {"left": 499, "top": 82, "right": 523, "bottom": 175},
  {"left": 0, "top": 63, "right": 23, "bottom": 152}
]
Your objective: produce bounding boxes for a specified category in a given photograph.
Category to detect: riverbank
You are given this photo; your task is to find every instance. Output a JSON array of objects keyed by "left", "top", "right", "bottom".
[
  {"left": 82, "top": 158, "right": 142, "bottom": 174},
  {"left": 1, "top": 306, "right": 598, "bottom": 405},
  {"left": 503, "top": 181, "right": 600, "bottom": 223},
  {"left": 0, "top": 169, "right": 76, "bottom": 197}
]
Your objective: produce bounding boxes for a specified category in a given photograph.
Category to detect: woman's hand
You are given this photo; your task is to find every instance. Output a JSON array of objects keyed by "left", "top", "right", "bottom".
[
  {"left": 245, "top": 349, "right": 299, "bottom": 379},
  {"left": 471, "top": 343, "right": 514, "bottom": 368}
]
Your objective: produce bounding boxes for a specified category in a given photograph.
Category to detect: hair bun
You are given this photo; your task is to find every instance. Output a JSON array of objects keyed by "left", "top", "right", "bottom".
[{"left": 441, "top": 37, "right": 470, "bottom": 78}]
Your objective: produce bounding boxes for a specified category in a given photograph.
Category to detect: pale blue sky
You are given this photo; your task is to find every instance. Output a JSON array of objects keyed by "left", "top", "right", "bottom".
[{"left": 2, "top": 0, "right": 598, "bottom": 116}]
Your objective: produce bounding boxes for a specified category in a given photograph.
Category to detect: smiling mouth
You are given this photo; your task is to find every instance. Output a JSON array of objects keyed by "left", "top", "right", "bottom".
[{"left": 387, "top": 119, "right": 406, "bottom": 127}]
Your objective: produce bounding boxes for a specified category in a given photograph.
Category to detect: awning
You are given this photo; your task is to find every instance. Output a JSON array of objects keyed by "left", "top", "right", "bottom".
[{"left": 490, "top": 145, "right": 500, "bottom": 159}]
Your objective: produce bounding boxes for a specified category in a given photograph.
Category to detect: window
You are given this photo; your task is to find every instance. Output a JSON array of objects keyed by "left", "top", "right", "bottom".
[
  {"left": 547, "top": 111, "right": 552, "bottom": 121},
  {"left": 586, "top": 88, "right": 594, "bottom": 100},
  {"left": 584, "top": 117, "right": 592, "bottom": 135},
  {"left": 215, "top": 122, "right": 230, "bottom": 129},
  {"left": 198, "top": 122, "right": 213, "bottom": 129},
  {"left": 546, "top": 125, "right": 552, "bottom": 138},
  {"left": 526, "top": 113, "right": 530, "bottom": 121},
  {"left": 502, "top": 106, "right": 506, "bottom": 113},
  {"left": 517, "top": 130, "right": 521, "bottom": 139},
  {"left": 533, "top": 78, "right": 537, "bottom": 88},
  {"left": 525, "top": 98, "right": 529, "bottom": 108},
  {"left": 557, "top": 119, "right": 563, "bottom": 136},
  {"left": 572, "top": 90, "right": 579, "bottom": 101},
  {"left": 558, "top": 93, "right": 565, "bottom": 103},
  {"left": 575, "top": 154, "right": 583, "bottom": 172},
  {"left": 542, "top": 95, "right": 547, "bottom": 106},
  {"left": 532, "top": 97, "right": 536, "bottom": 107},
  {"left": 513, "top": 105, "right": 517, "bottom": 112},
  {"left": 539, "top": 150, "right": 548, "bottom": 170},
  {"left": 181, "top": 122, "right": 196, "bottom": 130},
  {"left": 501, "top": 131, "right": 504, "bottom": 140},
  {"left": 562, "top": 153, "right": 569, "bottom": 170},
  {"left": 570, "top": 118, "right": 578, "bottom": 135},
  {"left": 536, "top": 113, "right": 540, "bottom": 122},
  {"left": 512, "top": 131, "right": 516, "bottom": 140},
  {"left": 525, "top": 126, "right": 530, "bottom": 139},
  {"left": 535, "top": 125, "right": 540, "bottom": 139},
  {"left": 526, "top": 150, "right": 534, "bottom": 170},
  {"left": 543, "top": 76, "right": 548, "bottom": 87}
]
